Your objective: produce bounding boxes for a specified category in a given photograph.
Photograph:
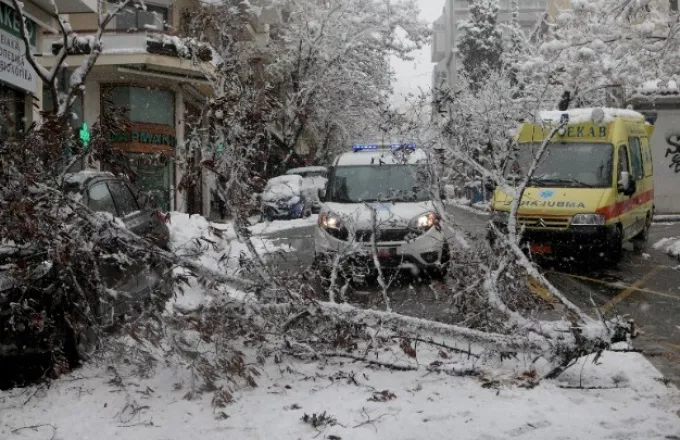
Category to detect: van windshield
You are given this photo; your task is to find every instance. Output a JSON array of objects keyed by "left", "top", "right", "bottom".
[
  {"left": 328, "top": 165, "right": 431, "bottom": 203},
  {"left": 506, "top": 142, "right": 614, "bottom": 188}
]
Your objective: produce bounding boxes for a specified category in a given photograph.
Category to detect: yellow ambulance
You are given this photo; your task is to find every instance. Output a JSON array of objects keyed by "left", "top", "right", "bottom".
[{"left": 490, "top": 108, "right": 655, "bottom": 264}]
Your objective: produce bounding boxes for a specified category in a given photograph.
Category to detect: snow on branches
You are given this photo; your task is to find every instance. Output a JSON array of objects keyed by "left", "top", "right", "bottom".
[
  {"left": 457, "top": 0, "right": 504, "bottom": 90},
  {"left": 515, "top": 0, "right": 680, "bottom": 106}
]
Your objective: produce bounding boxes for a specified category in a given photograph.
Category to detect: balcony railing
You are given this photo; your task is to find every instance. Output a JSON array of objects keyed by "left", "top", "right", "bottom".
[{"left": 41, "top": 32, "right": 213, "bottom": 62}]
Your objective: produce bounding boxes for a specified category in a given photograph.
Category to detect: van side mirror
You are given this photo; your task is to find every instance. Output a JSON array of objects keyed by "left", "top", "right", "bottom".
[{"left": 318, "top": 188, "right": 326, "bottom": 201}]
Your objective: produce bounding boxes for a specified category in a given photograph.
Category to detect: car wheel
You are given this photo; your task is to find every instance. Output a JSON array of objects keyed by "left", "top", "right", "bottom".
[{"left": 606, "top": 225, "right": 623, "bottom": 267}]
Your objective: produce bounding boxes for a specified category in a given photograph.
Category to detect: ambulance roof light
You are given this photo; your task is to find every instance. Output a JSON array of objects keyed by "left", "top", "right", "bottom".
[{"left": 352, "top": 143, "right": 416, "bottom": 152}]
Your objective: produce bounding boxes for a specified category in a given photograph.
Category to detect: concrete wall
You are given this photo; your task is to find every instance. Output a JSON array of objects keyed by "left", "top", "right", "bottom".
[{"left": 648, "top": 108, "right": 680, "bottom": 214}]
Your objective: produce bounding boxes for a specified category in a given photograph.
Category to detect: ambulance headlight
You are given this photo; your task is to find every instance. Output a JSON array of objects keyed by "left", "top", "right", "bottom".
[{"left": 571, "top": 213, "right": 605, "bottom": 226}]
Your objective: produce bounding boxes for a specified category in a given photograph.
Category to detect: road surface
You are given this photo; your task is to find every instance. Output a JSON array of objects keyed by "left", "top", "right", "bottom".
[{"left": 259, "top": 205, "right": 680, "bottom": 384}]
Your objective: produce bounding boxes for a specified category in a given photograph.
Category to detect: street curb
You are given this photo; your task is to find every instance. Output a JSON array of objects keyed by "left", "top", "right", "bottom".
[{"left": 653, "top": 215, "right": 680, "bottom": 223}]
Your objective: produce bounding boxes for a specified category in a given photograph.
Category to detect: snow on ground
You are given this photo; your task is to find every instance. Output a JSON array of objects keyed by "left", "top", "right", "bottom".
[
  {"left": 169, "top": 213, "right": 293, "bottom": 272},
  {"left": 653, "top": 237, "right": 680, "bottom": 258},
  {"left": 0, "top": 349, "right": 678, "bottom": 440},
  {"left": 1, "top": 214, "right": 679, "bottom": 439},
  {"left": 248, "top": 215, "right": 319, "bottom": 235},
  {"left": 167, "top": 213, "right": 295, "bottom": 310},
  {"left": 445, "top": 198, "right": 491, "bottom": 216}
]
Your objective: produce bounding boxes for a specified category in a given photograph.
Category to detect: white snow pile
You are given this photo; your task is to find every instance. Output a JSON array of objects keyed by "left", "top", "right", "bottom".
[
  {"left": 0, "top": 344, "right": 678, "bottom": 439},
  {"left": 167, "top": 212, "right": 293, "bottom": 309},
  {"left": 653, "top": 236, "right": 680, "bottom": 258},
  {"left": 635, "top": 78, "right": 680, "bottom": 97}
]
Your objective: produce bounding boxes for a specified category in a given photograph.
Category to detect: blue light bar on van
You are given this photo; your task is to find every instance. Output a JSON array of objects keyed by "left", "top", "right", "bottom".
[{"left": 352, "top": 143, "right": 416, "bottom": 152}]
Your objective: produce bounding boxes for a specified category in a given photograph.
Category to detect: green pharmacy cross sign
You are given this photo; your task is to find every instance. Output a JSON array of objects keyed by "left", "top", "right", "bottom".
[{"left": 79, "top": 122, "right": 91, "bottom": 148}]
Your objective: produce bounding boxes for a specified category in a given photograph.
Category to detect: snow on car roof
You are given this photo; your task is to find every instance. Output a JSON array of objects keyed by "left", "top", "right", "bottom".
[
  {"left": 334, "top": 148, "right": 429, "bottom": 166},
  {"left": 539, "top": 108, "right": 644, "bottom": 124},
  {"left": 64, "top": 170, "right": 115, "bottom": 186},
  {"left": 285, "top": 166, "right": 327, "bottom": 174},
  {"left": 267, "top": 174, "right": 303, "bottom": 186}
]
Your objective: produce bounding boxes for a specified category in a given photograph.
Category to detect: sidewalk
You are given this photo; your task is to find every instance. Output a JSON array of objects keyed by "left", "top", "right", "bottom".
[{"left": 444, "top": 198, "right": 490, "bottom": 216}]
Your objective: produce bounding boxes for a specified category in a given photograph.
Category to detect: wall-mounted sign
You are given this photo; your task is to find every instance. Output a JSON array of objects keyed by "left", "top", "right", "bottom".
[
  {"left": 110, "top": 123, "right": 177, "bottom": 154},
  {"left": 0, "top": 2, "right": 37, "bottom": 93}
]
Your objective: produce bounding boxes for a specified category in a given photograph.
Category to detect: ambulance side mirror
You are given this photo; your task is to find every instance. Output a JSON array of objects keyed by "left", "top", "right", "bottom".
[{"left": 618, "top": 171, "right": 634, "bottom": 196}]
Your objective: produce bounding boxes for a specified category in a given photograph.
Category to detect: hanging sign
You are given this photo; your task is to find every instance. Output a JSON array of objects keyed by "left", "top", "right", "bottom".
[
  {"left": 110, "top": 123, "right": 177, "bottom": 154},
  {"left": 0, "top": 2, "right": 37, "bottom": 93}
]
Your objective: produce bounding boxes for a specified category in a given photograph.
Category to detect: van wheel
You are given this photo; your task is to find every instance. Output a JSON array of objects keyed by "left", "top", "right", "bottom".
[
  {"left": 633, "top": 214, "right": 651, "bottom": 253},
  {"left": 606, "top": 226, "right": 623, "bottom": 267}
]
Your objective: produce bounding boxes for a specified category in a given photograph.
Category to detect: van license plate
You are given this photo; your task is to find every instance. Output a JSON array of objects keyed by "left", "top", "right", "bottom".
[{"left": 530, "top": 244, "right": 552, "bottom": 254}]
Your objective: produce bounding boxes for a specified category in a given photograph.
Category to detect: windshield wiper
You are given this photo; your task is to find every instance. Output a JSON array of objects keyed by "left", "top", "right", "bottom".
[{"left": 528, "top": 177, "right": 594, "bottom": 188}]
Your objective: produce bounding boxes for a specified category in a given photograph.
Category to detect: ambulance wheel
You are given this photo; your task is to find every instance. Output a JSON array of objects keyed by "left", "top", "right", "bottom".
[
  {"left": 607, "top": 226, "right": 623, "bottom": 267},
  {"left": 632, "top": 214, "right": 651, "bottom": 253}
]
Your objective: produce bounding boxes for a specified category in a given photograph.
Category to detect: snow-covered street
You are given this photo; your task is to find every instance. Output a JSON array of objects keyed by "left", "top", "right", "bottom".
[
  {"left": 4, "top": 211, "right": 680, "bottom": 439},
  {"left": 4, "top": 0, "right": 680, "bottom": 437},
  {"left": 1, "top": 344, "right": 678, "bottom": 439}
]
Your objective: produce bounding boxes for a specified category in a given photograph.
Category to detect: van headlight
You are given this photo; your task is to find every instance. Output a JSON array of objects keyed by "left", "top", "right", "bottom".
[
  {"left": 571, "top": 213, "right": 605, "bottom": 226},
  {"left": 492, "top": 210, "right": 510, "bottom": 225},
  {"left": 409, "top": 212, "right": 441, "bottom": 232},
  {"left": 318, "top": 212, "right": 349, "bottom": 240}
]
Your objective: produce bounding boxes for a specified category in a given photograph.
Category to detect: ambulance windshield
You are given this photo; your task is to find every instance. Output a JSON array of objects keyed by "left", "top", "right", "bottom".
[{"left": 505, "top": 142, "right": 614, "bottom": 188}]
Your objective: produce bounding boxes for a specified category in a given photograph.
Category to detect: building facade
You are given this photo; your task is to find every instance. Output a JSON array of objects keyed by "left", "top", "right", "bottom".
[
  {"left": 34, "top": 0, "right": 279, "bottom": 218},
  {"left": 431, "top": 0, "right": 548, "bottom": 92},
  {"left": 0, "top": 0, "right": 96, "bottom": 138}
]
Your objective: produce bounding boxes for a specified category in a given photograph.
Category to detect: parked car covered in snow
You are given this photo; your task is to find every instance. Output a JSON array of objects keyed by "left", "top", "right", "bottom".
[
  {"left": 261, "top": 174, "right": 314, "bottom": 221},
  {"left": 0, "top": 171, "right": 172, "bottom": 384},
  {"left": 285, "top": 166, "right": 328, "bottom": 213}
]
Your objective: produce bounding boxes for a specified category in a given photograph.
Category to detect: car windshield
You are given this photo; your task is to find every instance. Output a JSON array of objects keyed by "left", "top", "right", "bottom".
[
  {"left": 328, "top": 165, "right": 431, "bottom": 203},
  {"left": 505, "top": 142, "right": 614, "bottom": 188}
]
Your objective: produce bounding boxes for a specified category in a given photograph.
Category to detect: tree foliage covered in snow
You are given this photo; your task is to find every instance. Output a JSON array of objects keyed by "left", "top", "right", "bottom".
[
  {"left": 457, "top": 0, "right": 504, "bottom": 91},
  {"left": 515, "top": 0, "right": 680, "bottom": 107},
  {"left": 189, "top": 0, "right": 429, "bottom": 171}
]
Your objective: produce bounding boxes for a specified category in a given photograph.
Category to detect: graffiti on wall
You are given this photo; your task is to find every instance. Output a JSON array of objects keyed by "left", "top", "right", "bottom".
[{"left": 665, "top": 131, "right": 680, "bottom": 173}]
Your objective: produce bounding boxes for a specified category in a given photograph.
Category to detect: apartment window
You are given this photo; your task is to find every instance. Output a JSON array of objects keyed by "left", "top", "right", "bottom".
[
  {"left": 104, "top": 86, "right": 175, "bottom": 126},
  {"left": 110, "top": 3, "right": 168, "bottom": 31}
]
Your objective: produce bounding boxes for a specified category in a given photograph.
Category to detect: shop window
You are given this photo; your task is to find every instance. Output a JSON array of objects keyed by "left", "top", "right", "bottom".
[
  {"left": 106, "top": 86, "right": 175, "bottom": 127},
  {"left": 110, "top": 3, "right": 168, "bottom": 31}
]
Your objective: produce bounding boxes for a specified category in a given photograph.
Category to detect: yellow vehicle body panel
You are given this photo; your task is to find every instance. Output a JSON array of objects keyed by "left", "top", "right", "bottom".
[{"left": 492, "top": 110, "right": 655, "bottom": 243}]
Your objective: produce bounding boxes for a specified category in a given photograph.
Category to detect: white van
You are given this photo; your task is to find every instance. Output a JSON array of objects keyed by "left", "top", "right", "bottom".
[{"left": 314, "top": 144, "right": 452, "bottom": 276}]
